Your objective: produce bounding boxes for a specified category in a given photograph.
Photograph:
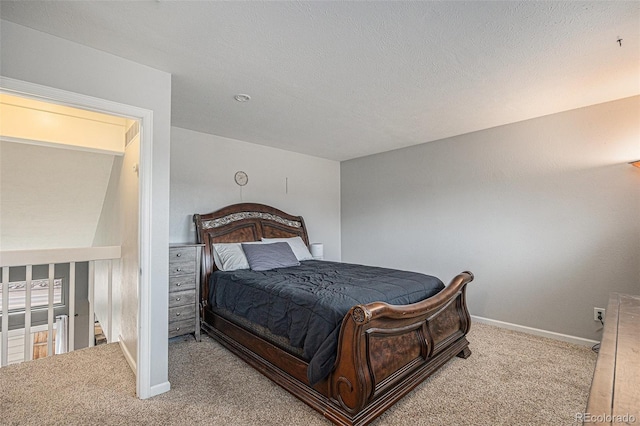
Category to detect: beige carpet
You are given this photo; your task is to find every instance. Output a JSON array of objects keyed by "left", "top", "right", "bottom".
[{"left": 0, "top": 323, "right": 596, "bottom": 425}]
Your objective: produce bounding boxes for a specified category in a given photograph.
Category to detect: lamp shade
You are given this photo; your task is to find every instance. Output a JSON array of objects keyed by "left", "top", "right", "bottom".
[{"left": 310, "top": 243, "right": 324, "bottom": 260}]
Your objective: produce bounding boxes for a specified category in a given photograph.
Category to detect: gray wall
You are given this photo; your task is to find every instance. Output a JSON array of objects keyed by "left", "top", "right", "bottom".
[
  {"left": 170, "top": 126, "right": 341, "bottom": 260},
  {"left": 341, "top": 96, "right": 640, "bottom": 341}
]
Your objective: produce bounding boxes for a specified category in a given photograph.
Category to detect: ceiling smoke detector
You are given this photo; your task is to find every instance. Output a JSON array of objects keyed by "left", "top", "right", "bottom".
[{"left": 234, "top": 94, "right": 251, "bottom": 102}]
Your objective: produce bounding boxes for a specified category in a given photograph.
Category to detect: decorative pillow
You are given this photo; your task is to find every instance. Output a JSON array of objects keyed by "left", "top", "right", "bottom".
[
  {"left": 212, "top": 243, "right": 250, "bottom": 271},
  {"left": 261, "top": 236, "right": 313, "bottom": 261},
  {"left": 241, "top": 242, "right": 300, "bottom": 271}
]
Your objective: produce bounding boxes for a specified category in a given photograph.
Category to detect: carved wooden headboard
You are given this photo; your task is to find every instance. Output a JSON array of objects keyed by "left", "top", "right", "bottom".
[{"left": 193, "top": 203, "right": 309, "bottom": 302}]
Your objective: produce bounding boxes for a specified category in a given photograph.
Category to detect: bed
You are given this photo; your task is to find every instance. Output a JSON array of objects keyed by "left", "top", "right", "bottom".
[{"left": 194, "top": 203, "right": 474, "bottom": 426}]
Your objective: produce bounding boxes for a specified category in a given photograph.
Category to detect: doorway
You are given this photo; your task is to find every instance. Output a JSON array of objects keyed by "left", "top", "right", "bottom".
[{"left": 0, "top": 76, "right": 156, "bottom": 398}]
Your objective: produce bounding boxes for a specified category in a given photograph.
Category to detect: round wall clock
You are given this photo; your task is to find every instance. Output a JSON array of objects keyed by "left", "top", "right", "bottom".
[{"left": 234, "top": 171, "right": 248, "bottom": 186}]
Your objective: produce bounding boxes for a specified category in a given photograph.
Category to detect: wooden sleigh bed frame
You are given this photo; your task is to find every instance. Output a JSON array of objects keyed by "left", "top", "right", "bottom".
[{"left": 194, "top": 203, "right": 474, "bottom": 426}]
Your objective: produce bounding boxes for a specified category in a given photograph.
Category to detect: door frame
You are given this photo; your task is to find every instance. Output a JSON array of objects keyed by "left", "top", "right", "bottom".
[{"left": 0, "top": 76, "right": 159, "bottom": 398}]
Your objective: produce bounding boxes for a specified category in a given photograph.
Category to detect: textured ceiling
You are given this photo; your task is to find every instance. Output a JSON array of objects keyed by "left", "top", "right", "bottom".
[{"left": 1, "top": 1, "right": 639, "bottom": 161}]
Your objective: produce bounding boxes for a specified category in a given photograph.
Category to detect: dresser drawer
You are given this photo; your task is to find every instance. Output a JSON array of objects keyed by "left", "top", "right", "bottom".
[
  {"left": 169, "top": 246, "right": 196, "bottom": 263},
  {"left": 168, "top": 319, "right": 196, "bottom": 338},
  {"left": 169, "top": 289, "right": 196, "bottom": 309},
  {"left": 169, "top": 304, "right": 195, "bottom": 322},
  {"left": 169, "top": 275, "right": 195, "bottom": 292},
  {"left": 169, "top": 260, "right": 196, "bottom": 277}
]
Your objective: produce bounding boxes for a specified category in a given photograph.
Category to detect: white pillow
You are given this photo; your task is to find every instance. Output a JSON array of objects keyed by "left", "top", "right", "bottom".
[
  {"left": 212, "top": 243, "right": 250, "bottom": 271},
  {"left": 213, "top": 241, "right": 266, "bottom": 271},
  {"left": 261, "top": 236, "right": 313, "bottom": 261}
]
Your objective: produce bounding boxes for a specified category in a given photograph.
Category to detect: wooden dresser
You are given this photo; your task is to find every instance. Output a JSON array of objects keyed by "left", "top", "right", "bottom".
[
  {"left": 168, "top": 243, "right": 203, "bottom": 341},
  {"left": 585, "top": 293, "right": 639, "bottom": 425}
]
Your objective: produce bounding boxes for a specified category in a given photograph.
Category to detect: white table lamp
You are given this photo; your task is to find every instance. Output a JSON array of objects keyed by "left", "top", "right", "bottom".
[{"left": 310, "top": 243, "right": 324, "bottom": 260}]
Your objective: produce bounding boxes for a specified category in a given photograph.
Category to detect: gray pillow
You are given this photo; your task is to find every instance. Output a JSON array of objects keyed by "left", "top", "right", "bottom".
[{"left": 241, "top": 242, "right": 300, "bottom": 271}]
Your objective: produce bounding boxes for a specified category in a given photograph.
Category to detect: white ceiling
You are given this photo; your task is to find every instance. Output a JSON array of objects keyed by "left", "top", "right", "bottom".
[{"left": 1, "top": 1, "right": 638, "bottom": 161}]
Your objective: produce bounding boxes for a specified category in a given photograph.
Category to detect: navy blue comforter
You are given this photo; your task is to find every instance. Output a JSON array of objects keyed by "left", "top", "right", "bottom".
[{"left": 210, "top": 260, "right": 444, "bottom": 385}]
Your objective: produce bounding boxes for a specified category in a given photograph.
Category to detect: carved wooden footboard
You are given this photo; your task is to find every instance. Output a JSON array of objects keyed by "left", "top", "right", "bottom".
[
  {"left": 194, "top": 203, "right": 474, "bottom": 426},
  {"left": 326, "top": 271, "right": 473, "bottom": 425}
]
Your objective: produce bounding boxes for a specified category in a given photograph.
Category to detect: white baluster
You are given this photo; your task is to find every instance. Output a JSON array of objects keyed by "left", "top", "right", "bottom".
[
  {"left": 68, "top": 262, "right": 76, "bottom": 352},
  {"left": 1, "top": 267, "right": 9, "bottom": 367},
  {"left": 47, "top": 264, "right": 55, "bottom": 356}
]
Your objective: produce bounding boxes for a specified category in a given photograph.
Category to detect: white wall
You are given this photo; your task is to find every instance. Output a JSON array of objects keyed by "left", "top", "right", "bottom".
[
  {"left": 118, "top": 135, "right": 140, "bottom": 360},
  {"left": 170, "top": 127, "right": 341, "bottom": 260},
  {"left": 0, "top": 141, "right": 115, "bottom": 250},
  {"left": 1, "top": 20, "right": 172, "bottom": 396},
  {"left": 93, "top": 156, "right": 124, "bottom": 344},
  {"left": 93, "top": 134, "right": 140, "bottom": 347},
  {"left": 341, "top": 96, "right": 640, "bottom": 342}
]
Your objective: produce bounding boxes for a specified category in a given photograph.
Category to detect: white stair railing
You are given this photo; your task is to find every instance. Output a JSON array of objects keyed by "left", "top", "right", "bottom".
[
  {"left": 0, "top": 246, "right": 121, "bottom": 367},
  {"left": 55, "top": 315, "right": 68, "bottom": 354}
]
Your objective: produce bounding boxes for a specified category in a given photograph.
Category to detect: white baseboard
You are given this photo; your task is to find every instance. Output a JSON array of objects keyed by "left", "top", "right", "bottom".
[
  {"left": 117, "top": 335, "right": 171, "bottom": 399},
  {"left": 471, "top": 315, "right": 599, "bottom": 347},
  {"left": 148, "top": 381, "right": 171, "bottom": 397},
  {"left": 118, "top": 335, "right": 137, "bottom": 374}
]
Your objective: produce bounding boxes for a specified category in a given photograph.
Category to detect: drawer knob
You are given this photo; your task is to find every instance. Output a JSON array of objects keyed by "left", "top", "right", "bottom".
[
  {"left": 177, "top": 253, "right": 182, "bottom": 257},
  {"left": 176, "top": 283, "right": 182, "bottom": 286},
  {"left": 176, "top": 327, "right": 180, "bottom": 331},
  {"left": 176, "top": 312, "right": 181, "bottom": 316},
  {"left": 176, "top": 297, "right": 181, "bottom": 301},
  {"left": 176, "top": 268, "right": 182, "bottom": 272}
]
